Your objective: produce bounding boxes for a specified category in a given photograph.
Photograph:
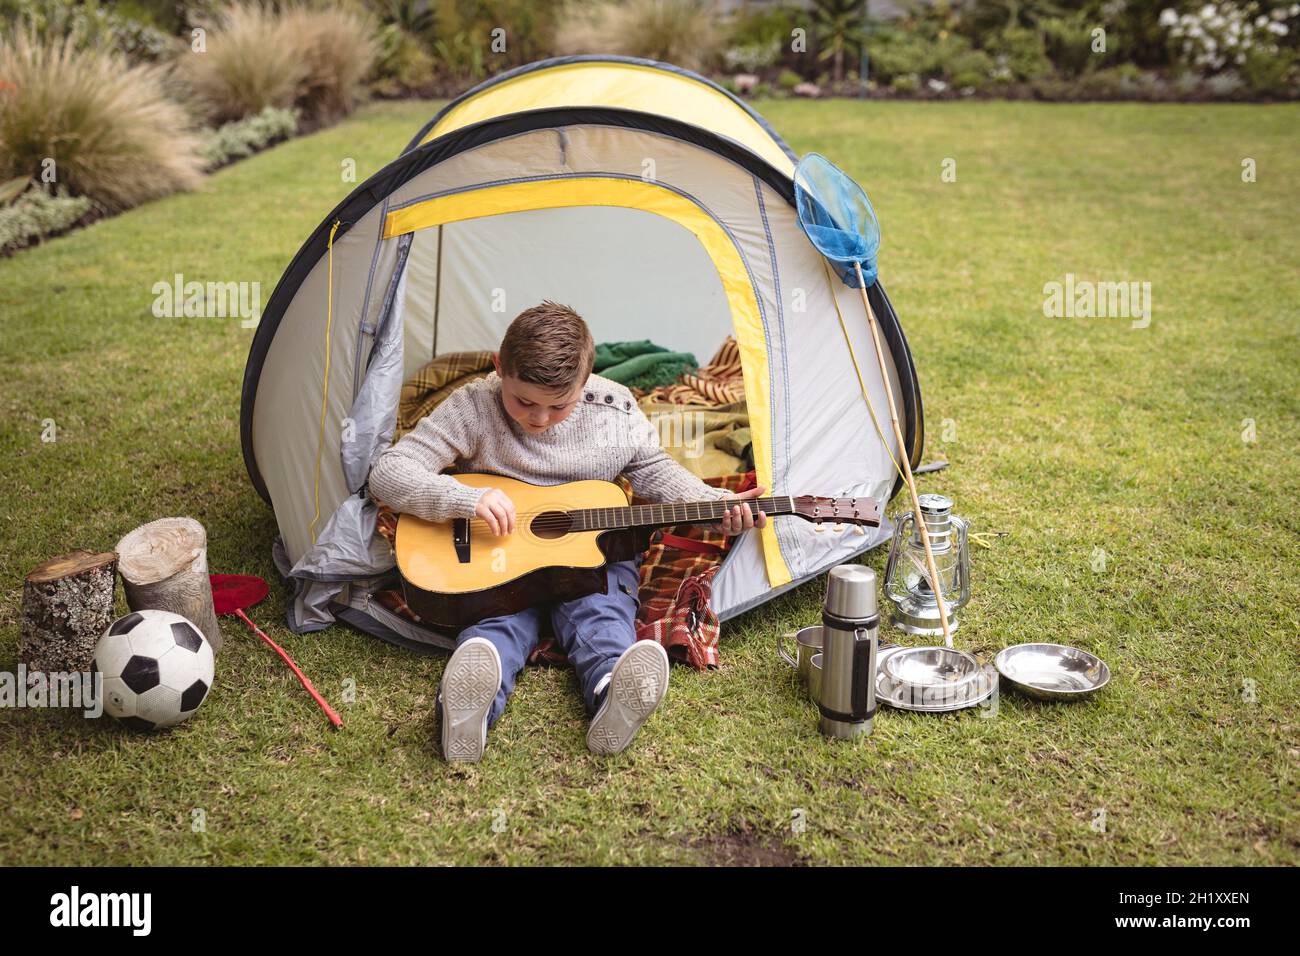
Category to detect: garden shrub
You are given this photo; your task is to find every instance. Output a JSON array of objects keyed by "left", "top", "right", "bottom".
[
  {"left": 1040, "top": 13, "right": 1098, "bottom": 78},
  {"left": 947, "top": 48, "right": 995, "bottom": 89},
  {"left": 985, "top": 25, "right": 1055, "bottom": 82},
  {"left": 0, "top": 29, "right": 204, "bottom": 211},
  {"left": 180, "top": 1, "right": 375, "bottom": 125},
  {"left": 199, "top": 105, "right": 298, "bottom": 170},
  {"left": 370, "top": 23, "right": 437, "bottom": 97},
  {"left": 280, "top": 2, "right": 377, "bottom": 124},
  {"left": 474, "top": 0, "right": 565, "bottom": 70},
  {"left": 1206, "top": 70, "right": 1247, "bottom": 96},
  {"left": 180, "top": 1, "right": 310, "bottom": 123},
  {"left": 723, "top": 38, "right": 781, "bottom": 73},
  {"left": 1241, "top": 46, "right": 1296, "bottom": 94},
  {"left": 727, "top": 1, "right": 802, "bottom": 50},
  {"left": 555, "top": 0, "right": 723, "bottom": 73},
  {"left": 0, "top": 184, "right": 94, "bottom": 254},
  {"left": 1160, "top": 3, "right": 1300, "bottom": 75},
  {"left": 867, "top": 28, "right": 992, "bottom": 88},
  {"left": 1044, "top": 65, "right": 1147, "bottom": 101},
  {"left": 723, "top": 1, "right": 801, "bottom": 72},
  {"left": 867, "top": 31, "right": 939, "bottom": 82},
  {"left": 0, "top": 0, "right": 175, "bottom": 62},
  {"left": 890, "top": 72, "right": 920, "bottom": 93}
]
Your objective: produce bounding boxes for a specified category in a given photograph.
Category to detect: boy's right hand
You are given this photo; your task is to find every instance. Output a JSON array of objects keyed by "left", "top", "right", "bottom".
[{"left": 475, "top": 487, "right": 516, "bottom": 536}]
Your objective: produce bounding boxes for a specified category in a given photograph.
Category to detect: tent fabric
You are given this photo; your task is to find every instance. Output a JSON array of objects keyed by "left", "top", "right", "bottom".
[
  {"left": 403, "top": 54, "right": 797, "bottom": 176},
  {"left": 240, "top": 56, "right": 923, "bottom": 645}
]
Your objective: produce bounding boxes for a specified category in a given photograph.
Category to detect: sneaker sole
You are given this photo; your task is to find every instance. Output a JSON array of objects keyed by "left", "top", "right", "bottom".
[
  {"left": 587, "top": 641, "right": 669, "bottom": 755},
  {"left": 441, "top": 638, "right": 501, "bottom": 763}
]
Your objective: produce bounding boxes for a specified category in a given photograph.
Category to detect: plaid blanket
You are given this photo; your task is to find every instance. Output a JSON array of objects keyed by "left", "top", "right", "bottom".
[
  {"left": 395, "top": 350, "right": 494, "bottom": 441},
  {"left": 621, "top": 468, "right": 755, "bottom": 669},
  {"left": 372, "top": 469, "right": 754, "bottom": 670},
  {"left": 635, "top": 336, "right": 745, "bottom": 407}
]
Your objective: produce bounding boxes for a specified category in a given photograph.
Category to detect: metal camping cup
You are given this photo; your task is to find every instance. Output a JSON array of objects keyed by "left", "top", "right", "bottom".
[
  {"left": 778, "top": 625, "right": 823, "bottom": 688},
  {"left": 816, "top": 564, "right": 880, "bottom": 739}
]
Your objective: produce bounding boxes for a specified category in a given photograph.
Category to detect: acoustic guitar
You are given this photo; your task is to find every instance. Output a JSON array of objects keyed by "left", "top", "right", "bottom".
[{"left": 394, "top": 472, "right": 882, "bottom": 628}]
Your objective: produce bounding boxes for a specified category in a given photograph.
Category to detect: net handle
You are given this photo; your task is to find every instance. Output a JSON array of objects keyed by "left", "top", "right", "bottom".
[{"left": 851, "top": 262, "right": 954, "bottom": 649}]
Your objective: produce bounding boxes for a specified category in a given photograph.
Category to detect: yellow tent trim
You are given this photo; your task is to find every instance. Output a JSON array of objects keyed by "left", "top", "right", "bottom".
[
  {"left": 384, "top": 177, "right": 792, "bottom": 590},
  {"left": 418, "top": 61, "right": 795, "bottom": 177}
]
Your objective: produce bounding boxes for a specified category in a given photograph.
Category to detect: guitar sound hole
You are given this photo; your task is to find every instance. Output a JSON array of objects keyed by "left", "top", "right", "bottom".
[{"left": 530, "top": 510, "right": 573, "bottom": 539}]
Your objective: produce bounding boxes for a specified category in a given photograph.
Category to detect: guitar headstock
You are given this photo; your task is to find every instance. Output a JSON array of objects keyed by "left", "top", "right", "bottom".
[{"left": 790, "top": 495, "right": 881, "bottom": 527}]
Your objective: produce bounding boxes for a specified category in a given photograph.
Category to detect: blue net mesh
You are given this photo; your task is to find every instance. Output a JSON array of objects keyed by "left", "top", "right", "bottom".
[{"left": 794, "top": 153, "right": 880, "bottom": 289}]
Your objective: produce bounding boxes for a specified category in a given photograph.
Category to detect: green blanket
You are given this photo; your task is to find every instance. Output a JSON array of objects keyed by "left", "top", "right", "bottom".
[{"left": 594, "top": 339, "right": 697, "bottom": 391}]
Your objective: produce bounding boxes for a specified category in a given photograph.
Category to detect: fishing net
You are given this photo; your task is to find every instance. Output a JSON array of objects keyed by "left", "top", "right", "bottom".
[{"left": 793, "top": 152, "right": 880, "bottom": 289}]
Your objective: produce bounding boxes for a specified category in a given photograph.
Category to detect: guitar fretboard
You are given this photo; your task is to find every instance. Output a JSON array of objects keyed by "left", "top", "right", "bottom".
[{"left": 569, "top": 496, "right": 796, "bottom": 532}]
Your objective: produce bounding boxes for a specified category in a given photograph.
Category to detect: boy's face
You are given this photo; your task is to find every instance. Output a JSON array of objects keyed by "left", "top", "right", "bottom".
[{"left": 492, "top": 352, "right": 583, "bottom": 435}]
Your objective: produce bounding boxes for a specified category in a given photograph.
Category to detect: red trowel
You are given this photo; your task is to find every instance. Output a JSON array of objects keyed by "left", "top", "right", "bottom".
[{"left": 210, "top": 573, "right": 343, "bottom": 729}]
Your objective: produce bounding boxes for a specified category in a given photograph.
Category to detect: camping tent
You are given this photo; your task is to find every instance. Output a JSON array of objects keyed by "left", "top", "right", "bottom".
[{"left": 240, "top": 55, "right": 924, "bottom": 649}]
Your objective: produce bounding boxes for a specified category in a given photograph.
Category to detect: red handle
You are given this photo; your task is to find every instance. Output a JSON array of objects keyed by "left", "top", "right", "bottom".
[{"left": 235, "top": 608, "right": 343, "bottom": 729}]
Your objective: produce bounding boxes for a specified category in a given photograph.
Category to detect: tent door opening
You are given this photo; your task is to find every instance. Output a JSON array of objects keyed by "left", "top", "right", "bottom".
[{"left": 398, "top": 204, "right": 736, "bottom": 379}]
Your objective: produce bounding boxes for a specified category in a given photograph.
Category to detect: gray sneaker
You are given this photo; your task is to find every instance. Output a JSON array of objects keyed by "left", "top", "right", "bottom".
[
  {"left": 439, "top": 637, "right": 501, "bottom": 763},
  {"left": 587, "top": 640, "right": 670, "bottom": 755}
]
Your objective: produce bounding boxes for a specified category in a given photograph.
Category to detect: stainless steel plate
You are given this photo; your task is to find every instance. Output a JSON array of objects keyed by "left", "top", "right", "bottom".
[
  {"left": 877, "top": 661, "right": 998, "bottom": 712},
  {"left": 880, "top": 645, "right": 984, "bottom": 705},
  {"left": 994, "top": 643, "right": 1110, "bottom": 701}
]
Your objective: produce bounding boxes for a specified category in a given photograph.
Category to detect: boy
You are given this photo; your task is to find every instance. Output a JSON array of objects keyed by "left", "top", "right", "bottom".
[{"left": 369, "top": 302, "right": 768, "bottom": 762}]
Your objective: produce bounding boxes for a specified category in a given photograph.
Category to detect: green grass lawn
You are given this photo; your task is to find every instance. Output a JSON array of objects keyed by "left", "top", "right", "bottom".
[{"left": 1, "top": 99, "right": 1296, "bottom": 866}]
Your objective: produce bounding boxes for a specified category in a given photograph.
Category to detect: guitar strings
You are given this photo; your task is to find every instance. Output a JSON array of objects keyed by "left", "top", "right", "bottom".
[
  {"left": 458, "top": 500, "right": 775, "bottom": 532},
  {"left": 456, "top": 499, "right": 779, "bottom": 522}
]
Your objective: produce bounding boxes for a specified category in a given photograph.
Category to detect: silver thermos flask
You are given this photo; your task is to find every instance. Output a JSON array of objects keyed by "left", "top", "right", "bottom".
[{"left": 817, "top": 564, "right": 879, "bottom": 739}]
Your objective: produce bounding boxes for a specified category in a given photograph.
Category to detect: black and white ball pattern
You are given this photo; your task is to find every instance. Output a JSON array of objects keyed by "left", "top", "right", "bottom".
[{"left": 92, "top": 610, "right": 215, "bottom": 731}]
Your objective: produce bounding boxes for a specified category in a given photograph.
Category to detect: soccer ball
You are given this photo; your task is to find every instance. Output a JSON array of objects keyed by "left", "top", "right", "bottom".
[{"left": 92, "top": 610, "right": 215, "bottom": 731}]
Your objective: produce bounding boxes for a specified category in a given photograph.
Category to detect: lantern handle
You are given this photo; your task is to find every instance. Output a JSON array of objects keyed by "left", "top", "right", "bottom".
[
  {"left": 951, "top": 515, "right": 972, "bottom": 608},
  {"left": 883, "top": 511, "right": 917, "bottom": 603}
]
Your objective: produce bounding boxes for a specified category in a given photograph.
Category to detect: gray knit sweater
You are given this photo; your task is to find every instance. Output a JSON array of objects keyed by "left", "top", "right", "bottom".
[{"left": 368, "top": 370, "right": 735, "bottom": 522}]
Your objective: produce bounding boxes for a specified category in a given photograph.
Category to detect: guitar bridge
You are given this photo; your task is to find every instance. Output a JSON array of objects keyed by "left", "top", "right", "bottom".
[{"left": 452, "top": 518, "right": 471, "bottom": 564}]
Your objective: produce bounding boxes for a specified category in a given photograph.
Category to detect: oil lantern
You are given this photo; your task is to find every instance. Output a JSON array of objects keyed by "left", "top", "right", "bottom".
[{"left": 883, "top": 494, "right": 970, "bottom": 636}]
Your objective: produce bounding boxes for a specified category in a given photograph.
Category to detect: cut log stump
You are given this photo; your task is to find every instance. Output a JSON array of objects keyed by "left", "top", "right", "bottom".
[
  {"left": 116, "top": 517, "right": 223, "bottom": 655},
  {"left": 21, "top": 550, "right": 118, "bottom": 673}
]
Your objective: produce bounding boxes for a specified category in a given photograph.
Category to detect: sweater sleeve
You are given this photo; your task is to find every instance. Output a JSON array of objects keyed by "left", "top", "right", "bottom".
[
  {"left": 619, "top": 404, "right": 737, "bottom": 505},
  {"left": 367, "top": 386, "right": 489, "bottom": 522}
]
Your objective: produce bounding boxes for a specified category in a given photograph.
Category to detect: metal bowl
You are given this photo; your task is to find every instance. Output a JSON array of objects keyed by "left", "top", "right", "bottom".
[
  {"left": 994, "top": 643, "right": 1110, "bottom": 701},
  {"left": 877, "top": 663, "right": 998, "bottom": 713},
  {"left": 879, "top": 646, "right": 986, "bottom": 707}
]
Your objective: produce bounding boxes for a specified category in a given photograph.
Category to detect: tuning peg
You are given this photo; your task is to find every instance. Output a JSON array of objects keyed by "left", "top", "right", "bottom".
[
  {"left": 814, "top": 521, "right": 826, "bottom": 533},
  {"left": 852, "top": 524, "right": 866, "bottom": 535},
  {"left": 832, "top": 523, "right": 844, "bottom": 533}
]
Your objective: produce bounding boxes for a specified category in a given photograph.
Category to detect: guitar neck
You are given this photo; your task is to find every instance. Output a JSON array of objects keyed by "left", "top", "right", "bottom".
[{"left": 569, "top": 496, "right": 795, "bottom": 533}]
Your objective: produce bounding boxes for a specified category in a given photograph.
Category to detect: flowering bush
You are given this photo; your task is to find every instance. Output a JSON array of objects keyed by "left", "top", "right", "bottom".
[
  {"left": 722, "top": 40, "right": 782, "bottom": 73},
  {"left": 1160, "top": 2, "right": 1298, "bottom": 72}
]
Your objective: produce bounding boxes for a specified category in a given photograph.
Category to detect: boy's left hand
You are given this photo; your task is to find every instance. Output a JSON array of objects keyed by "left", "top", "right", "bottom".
[{"left": 717, "top": 484, "right": 768, "bottom": 537}]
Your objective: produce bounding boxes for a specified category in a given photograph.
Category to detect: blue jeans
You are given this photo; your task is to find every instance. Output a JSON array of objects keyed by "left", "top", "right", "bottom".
[{"left": 455, "top": 557, "right": 643, "bottom": 728}]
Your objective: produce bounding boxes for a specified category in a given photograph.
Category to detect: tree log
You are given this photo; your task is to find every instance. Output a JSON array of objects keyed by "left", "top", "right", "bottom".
[
  {"left": 21, "top": 550, "right": 118, "bottom": 673},
  {"left": 115, "top": 517, "right": 223, "bottom": 655}
]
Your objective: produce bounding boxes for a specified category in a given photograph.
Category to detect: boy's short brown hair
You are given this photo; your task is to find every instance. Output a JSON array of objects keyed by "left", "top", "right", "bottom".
[{"left": 498, "top": 301, "right": 595, "bottom": 394}]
